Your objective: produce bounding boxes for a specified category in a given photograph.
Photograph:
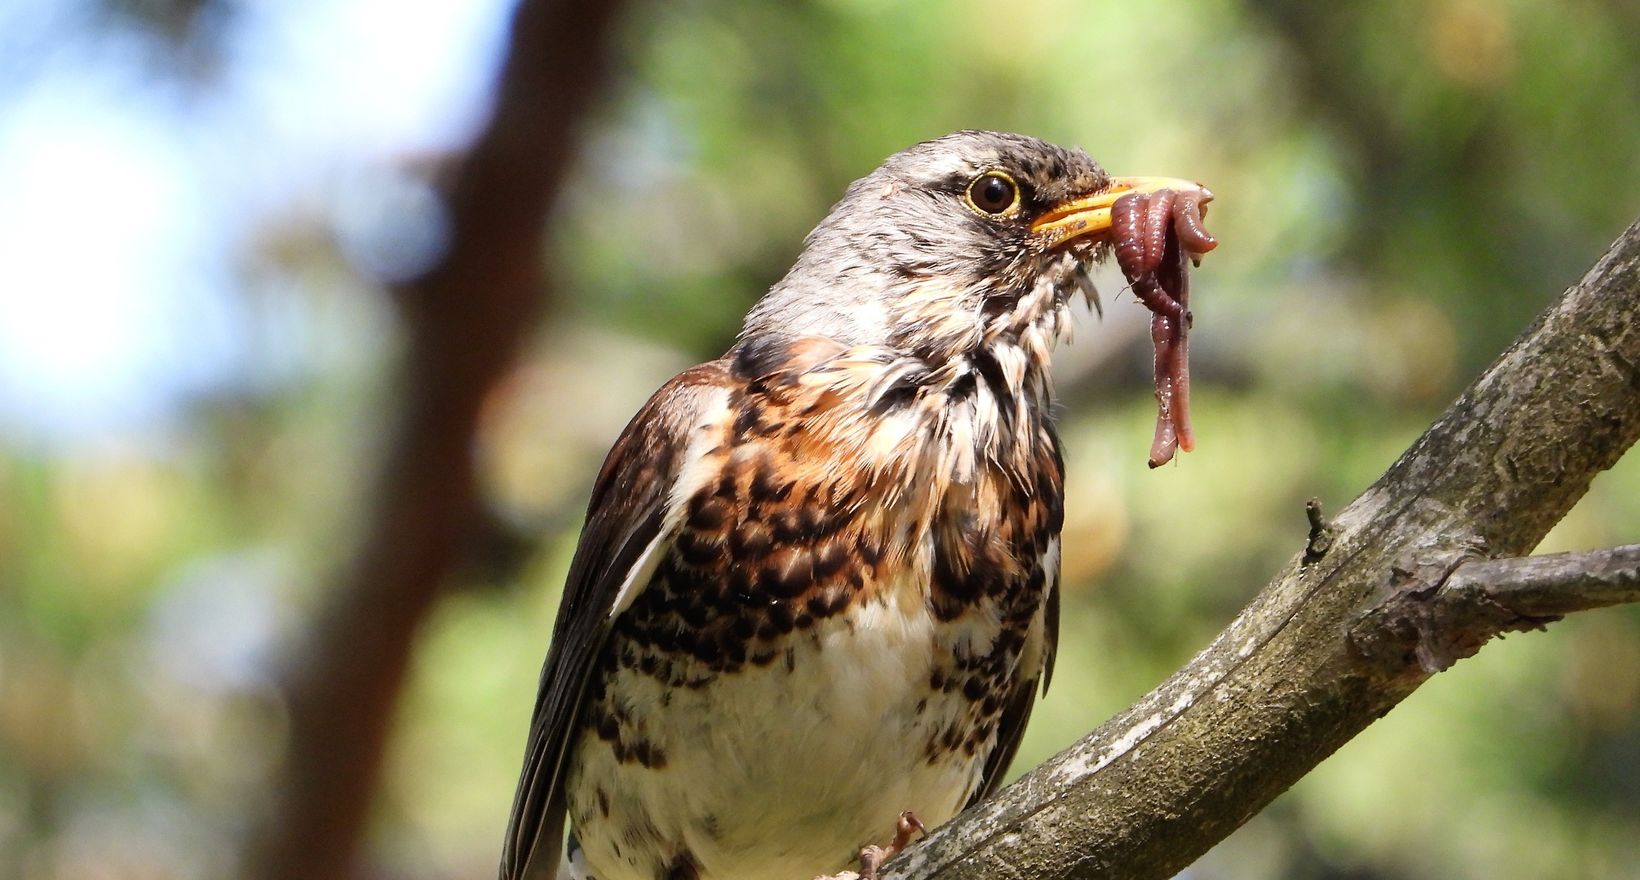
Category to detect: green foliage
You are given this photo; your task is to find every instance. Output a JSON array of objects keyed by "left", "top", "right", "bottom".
[{"left": 3, "top": 1, "right": 1638, "bottom": 877}]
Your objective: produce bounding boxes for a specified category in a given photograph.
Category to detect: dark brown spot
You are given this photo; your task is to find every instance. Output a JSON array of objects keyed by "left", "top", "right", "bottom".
[
  {"left": 767, "top": 601, "right": 795, "bottom": 633},
  {"left": 770, "top": 506, "right": 823, "bottom": 543},
  {"left": 728, "top": 565, "right": 756, "bottom": 598},
  {"left": 930, "top": 594, "right": 965, "bottom": 623},
  {"left": 971, "top": 348, "right": 1014, "bottom": 416},
  {"left": 664, "top": 851, "right": 701, "bottom": 880},
  {"left": 677, "top": 599, "right": 709, "bottom": 629},
  {"left": 963, "top": 677, "right": 987, "bottom": 701},
  {"left": 856, "top": 534, "right": 882, "bottom": 567},
  {"left": 659, "top": 852, "right": 698, "bottom": 878},
  {"left": 714, "top": 467, "right": 738, "bottom": 499},
  {"left": 812, "top": 540, "right": 849, "bottom": 580},
  {"left": 677, "top": 532, "right": 717, "bottom": 567},
  {"left": 729, "top": 522, "right": 774, "bottom": 560},
  {"left": 734, "top": 335, "right": 791, "bottom": 379},
  {"left": 733, "top": 405, "right": 762, "bottom": 438},
  {"left": 1040, "top": 490, "right": 1064, "bottom": 536},
  {"left": 750, "top": 467, "right": 792, "bottom": 503},
  {"left": 687, "top": 494, "right": 731, "bottom": 532},
  {"left": 760, "top": 546, "right": 813, "bottom": 598},
  {"left": 868, "top": 367, "right": 926, "bottom": 412},
  {"left": 688, "top": 633, "right": 721, "bottom": 664},
  {"left": 597, "top": 787, "right": 611, "bottom": 818},
  {"left": 931, "top": 515, "right": 1006, "bottom": 612},
  {"left": 633, "top": 740, "right": 668, "bottom": 769}
]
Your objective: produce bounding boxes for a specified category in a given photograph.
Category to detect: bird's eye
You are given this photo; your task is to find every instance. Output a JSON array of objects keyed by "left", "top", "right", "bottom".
[{"left": 966, "top": 171, "right": 1019, "bottom": 216}]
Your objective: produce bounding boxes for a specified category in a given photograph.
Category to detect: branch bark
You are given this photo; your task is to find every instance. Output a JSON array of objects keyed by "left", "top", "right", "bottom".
[
  {"left": 1439, "top": 544, "right": 1640, "bottom": 617},
  {"left": 887, "top": 216, "right": 1640, "bottom": 879},
  {"left": 243, "top": 2, "right": 624, "bottom": 878}
]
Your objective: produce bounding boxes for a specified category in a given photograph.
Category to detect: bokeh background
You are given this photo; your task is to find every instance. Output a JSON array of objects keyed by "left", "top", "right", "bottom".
[{"left": 3, "top": 0, "right": 1639, "bottom": 878}]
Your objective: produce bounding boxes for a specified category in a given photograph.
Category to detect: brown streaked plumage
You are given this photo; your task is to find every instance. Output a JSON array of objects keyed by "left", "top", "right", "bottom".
[{"left": 500, "top": 131, "right": 1215, "bottom": 880}]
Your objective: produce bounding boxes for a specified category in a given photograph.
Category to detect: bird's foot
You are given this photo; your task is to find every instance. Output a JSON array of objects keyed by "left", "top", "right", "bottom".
[
  {"left": 812, "top": 812, "right": 927, "bottom": 880},
  {"left": 858, "top": 811, "right": 926, "bottom": 880}
]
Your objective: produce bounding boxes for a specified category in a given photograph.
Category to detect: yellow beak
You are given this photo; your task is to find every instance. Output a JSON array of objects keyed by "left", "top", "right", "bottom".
[{"left": 1030, "top": 176, "right": 1213, "bottom": 248}]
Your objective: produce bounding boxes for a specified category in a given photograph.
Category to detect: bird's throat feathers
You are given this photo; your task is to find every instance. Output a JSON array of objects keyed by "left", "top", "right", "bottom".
[
  {"left": 731, "top": 280, "right": 1070, "bottom": 504},
  {"left": 737, "top": 240, "right": 1095, "bottom": 435},
  {"left": 896, "top": 247, "right": 1093, "bottom": 369}
]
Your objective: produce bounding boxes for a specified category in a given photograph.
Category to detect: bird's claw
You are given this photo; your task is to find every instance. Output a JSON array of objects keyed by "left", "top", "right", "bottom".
[
  {"left": 814, "top": 811, "right": 927, "bottom": 880},
  {"left": 858, "top": 811, "right": 926, "bottom": 880}
]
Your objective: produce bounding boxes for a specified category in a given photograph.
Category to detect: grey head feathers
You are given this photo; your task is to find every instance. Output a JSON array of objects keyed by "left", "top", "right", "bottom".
[{"left": 739, "top": 130, "right": 1109, "bottom": 361}]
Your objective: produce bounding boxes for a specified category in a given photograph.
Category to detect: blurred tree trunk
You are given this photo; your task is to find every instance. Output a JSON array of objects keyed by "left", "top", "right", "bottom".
[{"left": 242, "top": 2, "right": 624, "bottom": 879}]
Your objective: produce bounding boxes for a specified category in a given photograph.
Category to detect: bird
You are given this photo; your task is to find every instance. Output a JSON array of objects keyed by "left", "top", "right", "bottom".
[{"left": 499, "top": 130, "right": 1215, "bottom": 880}]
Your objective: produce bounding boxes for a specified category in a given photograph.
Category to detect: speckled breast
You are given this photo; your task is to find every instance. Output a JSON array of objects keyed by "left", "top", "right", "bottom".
[{"left": 566, "top": 341, "right": 1064, "bottom": 880}]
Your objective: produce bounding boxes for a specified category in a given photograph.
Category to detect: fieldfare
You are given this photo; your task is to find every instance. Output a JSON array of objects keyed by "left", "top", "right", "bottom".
[{"left": 500, "top": 130, "right": 1216, "bottom": 880}]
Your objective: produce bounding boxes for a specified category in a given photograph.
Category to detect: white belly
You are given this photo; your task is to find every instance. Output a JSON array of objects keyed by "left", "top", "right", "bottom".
[{"left": 565, "top": 592, "right": 1003, "bottom": 880}]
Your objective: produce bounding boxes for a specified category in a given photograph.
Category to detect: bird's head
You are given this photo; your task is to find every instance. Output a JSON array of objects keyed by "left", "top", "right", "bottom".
[{"left": 742, "top": 130, "right": 1209, "bottom": 364}]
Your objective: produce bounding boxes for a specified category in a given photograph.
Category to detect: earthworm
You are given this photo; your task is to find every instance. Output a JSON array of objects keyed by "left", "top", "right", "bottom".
[{"left": 1111, "top": 188, "right": 1216, "bottom": 467}]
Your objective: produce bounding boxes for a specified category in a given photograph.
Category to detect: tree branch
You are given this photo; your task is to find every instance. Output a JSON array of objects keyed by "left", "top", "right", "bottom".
[
  {"left": 243, "top": 2, "right": 624, "bottom": 878},
  {"left": 887, "top": 218, "right": 1640, "bottom": 880},
  {"left": 1439, "top": 545, "right": 1640, "bottom": 618}
]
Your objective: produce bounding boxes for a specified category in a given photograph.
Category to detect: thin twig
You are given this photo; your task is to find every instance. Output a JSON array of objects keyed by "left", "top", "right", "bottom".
[{"left": 1441, "top": 544, "right": 1640, "bottom": 617}]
